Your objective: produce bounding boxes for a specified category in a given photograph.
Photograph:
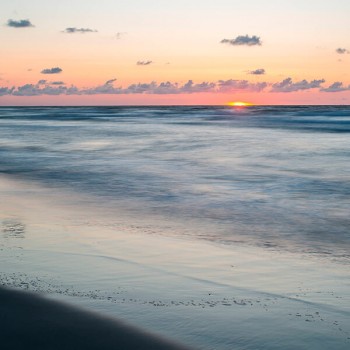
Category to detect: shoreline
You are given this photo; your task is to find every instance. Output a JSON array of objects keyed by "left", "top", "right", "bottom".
[{"left": 1, "top": 175, "right": 349, "bottom": 349}]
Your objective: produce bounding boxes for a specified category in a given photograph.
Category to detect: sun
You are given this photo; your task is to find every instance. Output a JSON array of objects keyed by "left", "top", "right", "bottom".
[{"left": 228, "top": 101, "right": 253, "bottom": 107}]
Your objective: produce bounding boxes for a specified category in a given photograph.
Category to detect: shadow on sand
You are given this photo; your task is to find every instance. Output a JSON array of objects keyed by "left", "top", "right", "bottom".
[{"left": 0, "top": 287, "right": 194, "bottom": 350}]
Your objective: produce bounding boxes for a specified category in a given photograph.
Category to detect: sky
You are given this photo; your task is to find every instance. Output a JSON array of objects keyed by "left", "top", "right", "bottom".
[{"left": 1, "top": 0, "right": 350, "bottom": 105}]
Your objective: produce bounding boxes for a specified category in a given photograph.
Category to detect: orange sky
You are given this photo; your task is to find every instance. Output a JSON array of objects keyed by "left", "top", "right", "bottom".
[{"left": 1, "top": 0, "right": 350, "bottom": 105}]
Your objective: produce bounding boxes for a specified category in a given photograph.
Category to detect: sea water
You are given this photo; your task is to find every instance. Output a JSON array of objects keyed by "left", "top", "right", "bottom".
[{"left": 1, "top": 105, "right": 349, "bottom": 259}]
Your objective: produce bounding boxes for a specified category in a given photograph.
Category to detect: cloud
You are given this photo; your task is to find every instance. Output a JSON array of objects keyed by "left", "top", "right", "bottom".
[
  {"left": 63, "top": 27, "right": 97, "bottom": 34},
  {"left": 4, "top": 77, "right": 349, "bottom": 96},
  {"left": 38, "top": 80, "right": 65, "bottom": 85},
  {"left": 249, "top": 68, "right": 265, "bottom": 75},
  {"left": 120, "top": 80, "right": 216, "bottom": 94},
  {"left": 137, "top": 61, "right": 153, "bottom": 66},
  {"left": 151, "top": 81, "right": 179, "bottom": 94},
  {"left": 82, "top": 79, "right": 122, "bottom": 94},
  {"left": 180, "top": 80, "right": 216, "bottom": 93},
  {"left": 115, "top": 32, "right": 127, "bottom": 40},
  {"left": 11, "top": 84, "right": 44, "bottom": 96},
  {"left": 218, "top": 79, "right": 267, "bottom": 92},
  {"left": 0, "top": 79, "right": 225, "bottom": 96},
  {"left": 320, "top": 82, "right": 350, "bottom": 92},
  {"left": 41, "top": 67, "right": 63, "bottom": 74},
  {"left": 9, "top": 83, "right": 79, "bottom": 96},
  {"left": 7, "top": 19, "right": 34, "bottom": 28},
  {"left": 0, "top": 87, "right": 15, "bottom": 96},
  {"left": 75, "top": 79, "right": 261, "bottom": 95},
  {"left": 123, "top": 82, "right": 157, "bottom": 94},
  {"left": 336, "top": 48, "right": 349, "bottom": 54},
  {"left": 271, "top": 77, "right": 325, "bottom": 92},
  {"left": 221, "top": 35, "right": 261, "bottom": 46},
  {"left": 105, "top": 78, "right": 117, "bottom": 85}
]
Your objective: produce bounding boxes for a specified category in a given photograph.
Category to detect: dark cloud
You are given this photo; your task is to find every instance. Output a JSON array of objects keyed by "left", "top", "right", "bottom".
[
  {"left": 63, "top": 28, "right": 97, "bottom": 34},
  {"left": 249, "top": 68, "right": 265, "bottom": 75},
  {"left": 218, "top": 79, "right": 267, "bottom": 92},
  {"left": 336, "top": 48, "right": 349, "bottom": 54},
  {"left": 221, "top": 35, "right": 261, "bottom": 46},
  {"left": 320, "top": 82, "right": 350, "bottom": 92},
  {"left": 7, "top": 19, "right": 34, "bottom": 28},
  {"left": 51, "top": 81, "right": 65, "bottom": 85},
  {"left": 137, "top": 61, "right": 153, "bottom": 66},
  {"left": 41, "top": 67, "right": 63, "bottom": 74},
  {"left": 38, "top": 80, "right": 47, "bottom": 85},
  {"left": 271, "top": 78, "right": 325, "bottom": 92}
]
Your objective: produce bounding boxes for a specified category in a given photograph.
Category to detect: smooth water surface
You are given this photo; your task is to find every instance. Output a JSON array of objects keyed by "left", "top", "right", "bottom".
[{"left": 1, "top": 106, "right": 349, "bottom": 259}]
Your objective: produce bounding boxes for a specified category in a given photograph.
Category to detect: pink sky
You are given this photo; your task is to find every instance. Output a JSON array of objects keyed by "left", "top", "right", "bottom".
[{"left": 1, "top": 0, "right": 350, "bottom": 105}]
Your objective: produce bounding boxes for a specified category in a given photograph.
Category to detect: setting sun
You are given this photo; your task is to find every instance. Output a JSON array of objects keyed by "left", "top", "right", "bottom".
[{"left": 228, "top": 101, "right": 254, "bottom": 107}]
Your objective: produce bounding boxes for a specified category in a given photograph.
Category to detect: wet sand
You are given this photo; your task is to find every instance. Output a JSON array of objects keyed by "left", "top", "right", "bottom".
[{"left": 0, "top": 286, "right": 192, "bottom": 350}]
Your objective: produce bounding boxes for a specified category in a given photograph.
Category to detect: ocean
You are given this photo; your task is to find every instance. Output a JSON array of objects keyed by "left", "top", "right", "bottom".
[
  {"left": 1, "top": 105, "right": 349, "bottom": 259},
  {"left": 1, "top": 105, "right": 350, "bottom": 349}
]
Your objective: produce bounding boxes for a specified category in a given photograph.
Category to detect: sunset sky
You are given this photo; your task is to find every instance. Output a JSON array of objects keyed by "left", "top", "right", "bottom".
[{"left": 1, "top": 0, "right": 350, "bottom": 105}]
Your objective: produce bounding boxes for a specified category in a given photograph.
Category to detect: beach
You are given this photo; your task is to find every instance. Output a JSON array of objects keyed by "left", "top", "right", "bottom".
[
  {"left": 1, "top": 174, "right": 349, "bottom": 349},
  {"left": 0, "top": 106, "right": 350, "bottom": 349},
  {"left": 2, "top": 0, "right": 350, "bottom": 344}
]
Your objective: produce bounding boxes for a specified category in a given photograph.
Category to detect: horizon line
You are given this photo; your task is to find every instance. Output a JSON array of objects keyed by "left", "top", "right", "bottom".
[{"left": 0, "top": 104, "right": 350, "bottom": 108}]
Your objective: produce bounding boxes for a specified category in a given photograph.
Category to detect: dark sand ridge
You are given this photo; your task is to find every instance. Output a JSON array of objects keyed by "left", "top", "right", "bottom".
[{"left": 0, "top": 286, "right": 194, "bottom": 350}]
